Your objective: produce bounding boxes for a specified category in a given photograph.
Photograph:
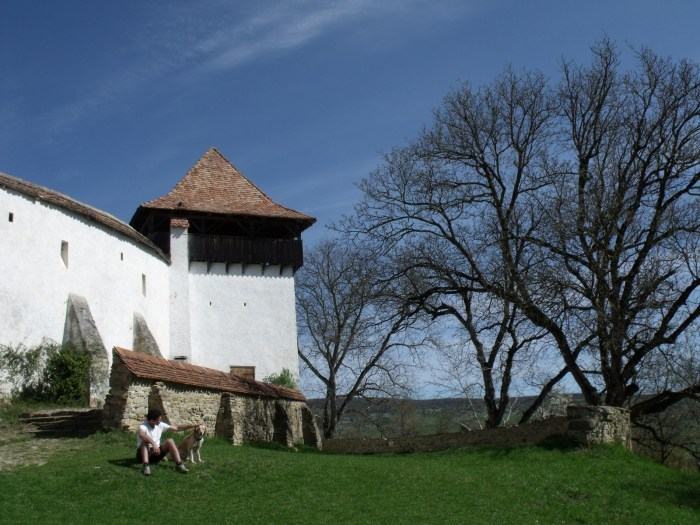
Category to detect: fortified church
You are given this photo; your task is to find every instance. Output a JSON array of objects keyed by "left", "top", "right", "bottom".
[{"left": 0, "top": 148, "right": 315, "bottom": 412}]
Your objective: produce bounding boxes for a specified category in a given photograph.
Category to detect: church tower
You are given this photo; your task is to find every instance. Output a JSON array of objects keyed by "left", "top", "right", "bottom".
[{"left": 130, "top": 148, "right": 315, "bottom": 379}]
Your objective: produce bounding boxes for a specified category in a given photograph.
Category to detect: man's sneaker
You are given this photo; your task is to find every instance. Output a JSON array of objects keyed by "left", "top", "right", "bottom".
[
  {"left": 143, "top": 464, "right": 151, "bottom": 476},
  {"left": 176, "top": 463, "right": 189, "bottom": 473}
]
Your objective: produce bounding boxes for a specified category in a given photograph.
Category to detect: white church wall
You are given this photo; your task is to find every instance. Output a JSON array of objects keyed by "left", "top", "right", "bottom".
[
  {"left": 188, "top": 263, "right": 299, "bottom": 381},
  {"left": 0, "top": 187, "right": 170, "bottom": 376}
]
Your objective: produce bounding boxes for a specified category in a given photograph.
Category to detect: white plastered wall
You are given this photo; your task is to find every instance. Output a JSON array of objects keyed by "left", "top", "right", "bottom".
[
  {"left": 188, "top": 262, "right": 299, "bottom": 381},
  {"left": 0, "top": 187, "right": 170, "bottom": 384},
  {"left": 169, "top": 225, "right": 191, "bottom": 360}
]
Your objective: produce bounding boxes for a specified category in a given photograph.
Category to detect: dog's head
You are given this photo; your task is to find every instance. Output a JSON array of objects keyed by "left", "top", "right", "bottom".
[{"left": 194, "top": 423, "right": 207, "bottom": 439}]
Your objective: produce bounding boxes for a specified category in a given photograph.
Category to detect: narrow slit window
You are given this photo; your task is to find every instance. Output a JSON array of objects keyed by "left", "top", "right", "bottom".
[
  {"left": 8, "top": 212, "right": 13, "bottom": 222},
  {"left": 60, "top": 241, "right": 69, "bottom": 268},
  {"left": 141, "top": 274, "right": 147, "bottom": 296},
  {"left": 120, "top": 252, "right": 124, "bottom": 261},
  {"left": 173, "top": 356, "right": 188, "bottom": 362}
]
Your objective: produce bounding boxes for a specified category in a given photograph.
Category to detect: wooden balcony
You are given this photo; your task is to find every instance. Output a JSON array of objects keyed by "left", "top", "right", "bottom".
[{"left": 188, "top": 234, "right": 303, "bottom": 270}]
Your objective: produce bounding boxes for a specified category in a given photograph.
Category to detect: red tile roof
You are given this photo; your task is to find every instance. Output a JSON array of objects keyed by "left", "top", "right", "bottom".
[
  {"left": 139, "top": 148, "right": 315, "bottom": 226},
  {"left": 113, "top": 347, "right": 305, "bottom": 402},
  {"left": 0, "top": 171, "right": 168, "bottom": 262}
]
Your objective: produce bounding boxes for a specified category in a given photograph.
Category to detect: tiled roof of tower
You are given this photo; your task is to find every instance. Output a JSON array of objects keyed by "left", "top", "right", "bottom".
[
  {"left": 0, "top": 171, "right": 168, "bottom": 262},
  {"left": 113, "top": 347, "right": 305, "bottom": 402},
  {"left": 139, "top": 148, "right": 315, "bottom": 225}
]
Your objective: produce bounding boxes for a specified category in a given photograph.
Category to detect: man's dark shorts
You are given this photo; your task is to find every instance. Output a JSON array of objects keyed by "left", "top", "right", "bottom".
[{"left": 136, "top": 445, "right": 168, "bottom": 464}]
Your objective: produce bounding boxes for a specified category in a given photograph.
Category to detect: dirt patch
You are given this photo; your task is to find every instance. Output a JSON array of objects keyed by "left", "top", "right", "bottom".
[{"left": 0, "top": 429, "right": 86, "bottom": 471}]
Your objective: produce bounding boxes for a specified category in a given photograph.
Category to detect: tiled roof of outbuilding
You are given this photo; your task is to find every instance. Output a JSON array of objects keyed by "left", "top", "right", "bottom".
[
  {"left": 113, "top": 347, "right": 305, "bottom": 402},
  {"left": 0, "top": 171, "right": 168, "bottom": 262},
  {"left": 138, "top": 148, "right": 315, "bottom": 226}
]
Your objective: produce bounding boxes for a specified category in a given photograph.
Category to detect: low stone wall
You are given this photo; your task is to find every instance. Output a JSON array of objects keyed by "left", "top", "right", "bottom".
[
  {"left": 102, "top": 362, "right": 151, "bottom": 431},
  {"left": 323, "top": 417, "right": 568, "bottom": 454},
  {"left": 149, "top": 381, "right": 220, "bottom": 427},
  {"left": 566, "top": 405, "right": 631, "bottom": 449},
  {"left": 216, "top": 393, "right": 321, "bottom": 448}
]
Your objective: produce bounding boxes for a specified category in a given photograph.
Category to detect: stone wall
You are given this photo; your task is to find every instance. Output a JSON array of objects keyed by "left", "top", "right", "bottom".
[
  {"left": 566, "top": 405, "right": 631, "bottom": 449},
  {"left": 103, "top": 361, "right": 146, "bottom": 431},
  {"left": 102, "top": 371, "right": 322, "bottom": 448},
  {"left": 216, "top": 393, "right": 321, "bottom": 448},
  {"left": 103, "top": 376, "right": 151, "bottom": 431},
  {"left": 149, "top": 381, "right": 220, "bottom": 427},
  {"left": 323, "top": 417, "right": 568, "bottom": 454}
]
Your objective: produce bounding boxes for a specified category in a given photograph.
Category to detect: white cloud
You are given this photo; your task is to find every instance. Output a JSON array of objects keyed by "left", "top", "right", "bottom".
[{"left": 201, "top": 1, "right": 372, "bottom": 70}]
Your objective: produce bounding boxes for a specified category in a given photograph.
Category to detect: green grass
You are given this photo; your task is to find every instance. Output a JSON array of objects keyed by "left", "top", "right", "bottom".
[{"left": 0, "top": 431, "right": 698, "bottom": 524}]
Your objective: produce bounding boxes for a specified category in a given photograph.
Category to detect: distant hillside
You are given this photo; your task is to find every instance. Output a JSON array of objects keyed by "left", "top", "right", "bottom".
[{"left": 307, "top": 394, "right": 586, "bottom": 438}]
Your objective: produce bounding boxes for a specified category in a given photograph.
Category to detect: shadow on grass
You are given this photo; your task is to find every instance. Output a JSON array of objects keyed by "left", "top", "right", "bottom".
[
  {"left": 108, "top": 457, "right": 139, "bottom": 469},
  {"left": 625, "top": 478, "right": 700, "bottom": 511},
  {"left": 536, "top": 434, "right": 580, "bottom": 451},
  {"left": 246, "top": 441, "right": 320, "bottom": 454}
]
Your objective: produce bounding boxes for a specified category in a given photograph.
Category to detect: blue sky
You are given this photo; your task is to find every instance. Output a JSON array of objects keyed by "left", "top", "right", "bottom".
[
  {"left": 3, "top": 0, "right": 700, "bottom": 245},
  {"left": 3, "top": 1, "right": 700, "bottom": 398}
]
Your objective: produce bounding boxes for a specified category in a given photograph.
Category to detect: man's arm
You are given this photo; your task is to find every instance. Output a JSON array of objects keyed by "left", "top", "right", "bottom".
[
  {"left": 168, "top": 423, "right": 197, "bottom": 432},
  {"left": 138, "top": 428, "right": 158, "bottom": 449}
]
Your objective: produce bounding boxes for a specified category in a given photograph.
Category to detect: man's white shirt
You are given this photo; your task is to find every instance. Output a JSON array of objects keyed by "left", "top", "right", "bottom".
[{"left": 136, "top": 421, "right": 171, "bottom": 448}]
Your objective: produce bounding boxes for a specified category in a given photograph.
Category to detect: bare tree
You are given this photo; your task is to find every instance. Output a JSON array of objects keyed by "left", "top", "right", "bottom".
[
  {"left": 350, "top": 40, "right": 700, "bottom": 417},
  {"left": 296, "top": 240, "right": 425, "bottom": 439},
  {"left": 633, "top": 334, "right": 700, "bottom": 468}
]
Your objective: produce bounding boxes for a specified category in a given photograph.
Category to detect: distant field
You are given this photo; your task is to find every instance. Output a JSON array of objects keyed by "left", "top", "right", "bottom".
[
  {"left": 0, "top": 431, "right": 698, "bottom": 524},
  {"left": 307, "top": 395, "right": 582, "bottom": 438}
]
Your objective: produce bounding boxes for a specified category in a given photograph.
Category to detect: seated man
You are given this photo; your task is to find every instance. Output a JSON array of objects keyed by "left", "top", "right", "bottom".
[{"left": 136, "top": 408, "right": 195, "bottom": 476}]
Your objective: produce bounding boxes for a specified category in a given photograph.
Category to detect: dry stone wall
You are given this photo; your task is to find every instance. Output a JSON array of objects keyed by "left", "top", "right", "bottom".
[
  {"left": 102, "top": 361, "right": 149, "bottom": 431},
  {"left": 566, "top": 405, "right": 631, "bottom": 449},
  {"left": 149, "top": 381, "right": 220, "bottom": 427},
  {"left": 323, "top": 417, "right": 568, "bottom": 454},
  {"left": 216, "top": 393, "right": 320, "bottom": 448},
  {"left": 103, "top": 376, "right": 151, "bottom": 431}
]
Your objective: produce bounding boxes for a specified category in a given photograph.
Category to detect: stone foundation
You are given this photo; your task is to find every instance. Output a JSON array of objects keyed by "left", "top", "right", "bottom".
[{"left": 566, "top": 405, "right": 631, "bottom": 449}]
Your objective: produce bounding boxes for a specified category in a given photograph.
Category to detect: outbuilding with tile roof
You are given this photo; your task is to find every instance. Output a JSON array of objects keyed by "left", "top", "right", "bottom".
[{"left": 104, "top": 348, "right": 321, "bottom": 448}]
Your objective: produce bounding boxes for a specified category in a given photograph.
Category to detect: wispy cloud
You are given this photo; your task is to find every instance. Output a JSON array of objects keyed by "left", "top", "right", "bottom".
[
  {"left": 37, "top": 0, "right": 474, "bottom": 134},
  {"left": 38, "top": 1, "right": 373, "bottom": 134},
  {"left": 199, "top": 1, "right": 373, "bottom": 71}
]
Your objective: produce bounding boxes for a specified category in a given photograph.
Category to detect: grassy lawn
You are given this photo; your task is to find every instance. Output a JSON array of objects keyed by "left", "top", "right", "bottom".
[{"left": 0, "top": 431, "right": 698, "bottom": 524}]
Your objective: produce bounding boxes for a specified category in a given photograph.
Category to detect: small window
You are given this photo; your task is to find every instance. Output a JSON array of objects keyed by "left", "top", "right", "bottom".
[
  {"left": 8, "top": 212, "right": 13, "bottom": 222},
  {"left": 141, "top": 274, "right": 147, "bottom": 296},
  {"left": 120, "top": 252, "right": 124, "bottom": 261},
  {"left": 173, "top": 356, "right": 188, "bottom": 362},
  {"left": 60, "top": 241, "right": 69, "bottom": 268}
]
